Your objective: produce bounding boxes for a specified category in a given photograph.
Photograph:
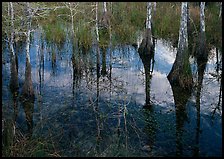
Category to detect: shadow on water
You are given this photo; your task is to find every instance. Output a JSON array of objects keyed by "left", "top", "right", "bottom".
[
  {"left": 142, "top": 107, "right": 157, "bottom": 156},
  {"left": 21, "top": 99, "right": 34, "bottom": 138}
]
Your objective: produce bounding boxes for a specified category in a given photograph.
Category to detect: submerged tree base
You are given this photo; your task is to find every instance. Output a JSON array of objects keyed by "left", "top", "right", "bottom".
[
  {"left": 138, "top": 28, "right": 153, "bottom": 56},
  {"left": 10, "top": 56, "right": 19, "bottom": 94},
  {"left": 167, "top": 48, "right": 193, "bottom": 91},
  {"left": 20, "top": 59, "right": 35, "bottom": 101}
]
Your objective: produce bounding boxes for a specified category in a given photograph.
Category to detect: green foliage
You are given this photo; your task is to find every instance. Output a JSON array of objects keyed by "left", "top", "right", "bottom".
[
  {"left": 75, "top": 19, "right": 93, "bottom": 51},
  {"left": 205, "top": 3, "right": 222, "bottom": 49},
  {"left": 154, "top": 3, "right": 180, "bottom": 44},
  {"left": 43, "top": 21, "right": 66, "bottom": 46}
]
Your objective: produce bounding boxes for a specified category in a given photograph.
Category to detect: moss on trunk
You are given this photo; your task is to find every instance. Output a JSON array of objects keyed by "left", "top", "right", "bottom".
[{"left": 167, "top": 48, "right": 193, "bottom": 91}]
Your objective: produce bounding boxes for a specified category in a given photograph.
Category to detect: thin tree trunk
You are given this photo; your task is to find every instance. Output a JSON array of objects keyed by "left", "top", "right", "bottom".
[
  {"left": 8, "top": 2, "right": 10, "bottom": 16},
  {"left": 102, "top": 2, "right": 109, "bottom": 28},
  {"left": 26, "top": 3, "right": 31, "bottom": 64},
  {"left": 69, "top": 3, "right": 74, "bottom": 35},
  {"left": 9, "top": 2, "right": 18, "bottom": 93},
  {"left": 103, "top": 2, "right": 107, "bottom": 13},
  {"left": 9, "top": 2, "right": 15, "bottom": 57},
  {"left": 197, "top": 2, "right": 207, "bottom": 61},
  {"left": 153, "top": 2, "right": 156, "bottom": 15},
  {"left": 219, "top": 2, "right": 222, "bottom": 18},
  {"left": 96, "top": 2, "right": 99, "bottom": 42}
]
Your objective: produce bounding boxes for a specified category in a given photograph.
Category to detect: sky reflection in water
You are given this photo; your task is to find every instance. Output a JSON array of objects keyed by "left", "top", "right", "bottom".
[{"left": 2, "top": 29, "right": 222, "bottom": 157}]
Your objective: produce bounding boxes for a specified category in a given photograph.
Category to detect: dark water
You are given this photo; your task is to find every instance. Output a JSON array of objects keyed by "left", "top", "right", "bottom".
[{"left": 2, "top": 28, "right": 222, "bottom": 157}]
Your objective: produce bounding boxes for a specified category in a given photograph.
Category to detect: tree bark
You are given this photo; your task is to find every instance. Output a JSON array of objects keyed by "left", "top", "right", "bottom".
[
  {"left": 197, "top": 2, "right": 207, "bottom": 61},
  {"left": 103, "top": 2, "right": 107, "bottom": 13},
  {"left": 167, "top": 2, "right": 193, "bottom": 90},
  {"left": 96, "top": 2, "right": 99, "bottom": 42},
  {"left": 101, "top": 47, "right": 107, "bottom": 76},
  {"left": 9, "top": 2, "right": 19, "bottom": 93},
  {"left": 101, "top": 2, "right": 109, "bottom": 28},
  {"left": 21, "top": 2, "right": 34, "bottom": 100},
  {"left": 138, "top": 2, "right": 154, "bottom": 56}
]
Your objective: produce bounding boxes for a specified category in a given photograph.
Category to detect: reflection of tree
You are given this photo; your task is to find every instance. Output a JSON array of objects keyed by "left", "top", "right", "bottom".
[
  {"left": 72, "top": 41, "right": 82, "bottom": 98},
  {"left": 193, "top": 52, "right": 208, "bottom": 156},
  {"left": 21, "top": 99, "right": 34, "bottom": 138},
  {"left": 10, "top": 54, "right": 19, "bottom": 127},
  {"left": 51, "top": 45, "right": 57, "bottom": 76},
  {"left": 95, "top": 43, "right": 102, "bottom": 155},
  {"left": 169, "top": 83, "right": 191, "bottom": 157},
  {"left": 142, "top": 108, "right": 156, "bottom": 155},
  {"left": 101, "top": 47, "right": 107, "bottom": 76}
]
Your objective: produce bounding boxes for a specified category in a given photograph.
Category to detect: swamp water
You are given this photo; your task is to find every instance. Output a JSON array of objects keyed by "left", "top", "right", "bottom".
[{"left": 2, "top": 28, "right": 222, "bottom": 157}]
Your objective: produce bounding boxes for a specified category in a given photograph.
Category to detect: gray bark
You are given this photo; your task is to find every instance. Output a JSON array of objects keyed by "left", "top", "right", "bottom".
[
  {"left": 153, "top": 2, "right": 156, "bottom": 13},
  {"left": 200, "top": 2, "right": 205, "bottom": 33},
  {"left": 96, "top": 2, "right": 99, "bottom": 42},
  {"left": 10, "top": 2, "right": 15, "bottom": 57},
  {"left": 219, "top": 2, "right": 222, "bottom": 18},
  {"left": 146, "top": 2, "right": 152, "bottom": 30},
  {"left": 197, "top": 2, "right": 207, "bottom": 60},
  {"left": 70, "top": 3, "right": 74, "bottom": 35},
  {"left": 9, "top": 2, "right": 19, "bottom": 93},
  {"left": 139, "top": 2, "right": 153, "bottom": 53},
  {"left": 26, "top": 2, "right": 31, "bottom": 63},
  {"left": 103, "top": 2, "right": 107, "bottom": 13},
  {"left": 177, "top": 2, "right": 188, "bottom": 53}
]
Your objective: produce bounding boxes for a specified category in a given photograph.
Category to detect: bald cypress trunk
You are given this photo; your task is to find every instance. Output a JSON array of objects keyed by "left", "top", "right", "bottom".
[
  {"left": 21, "top": 3, "right": 34, "bottom": 100},
  {"left": 9, "top": 2, "right": 18, "bottom": 93},
  {"left": 138, "top": 2, "right": 154, "bottom": 57},
  {"left": 138, "top": 2, "right": 155, "bottom": 108},
  {"left": 197, "top": 2, "right": 207, "bottom": 62},
  {"left": 101, "top": 2, "right": 110, "bottom": 28},
  {"left": 167, "top": 2, "right": 193, "bottom": 90}
]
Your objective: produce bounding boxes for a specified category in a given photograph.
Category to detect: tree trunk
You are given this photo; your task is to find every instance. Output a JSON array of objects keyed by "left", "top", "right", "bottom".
[
  {"left": 167, "top": 2, "right": 193, "bottom": 90},
  {"left": 101, "top": 2, "right": 109, "bottom": 28},
  {"left": 153, "top": 2, "right": 156, "bottom": 15},
  {"left": 101, "top": 47, "right": 107, "bottom": 76},
  {"left": 139, "top": 45, "right": 155, "bottom": 108},
  {"left": 138, "top": 2, "right": 154, "bottom": 56},
  {"left": 21, "top": 2, "right": 34, "bottom": 100},
  {"left": 96, "top": 2, "right": 99, "bottom": 42},
  {"left": 197, "top": 2, "right": 207, "bottom": 61},
  {"left": 103, "top": 2, "right": 107, "bottom": 13},
  {"left": 219, "top": 2, "right": 222, "bottom": 18},
  {"left": 9, "top": 2, "right": 18, "bottom": 93}
]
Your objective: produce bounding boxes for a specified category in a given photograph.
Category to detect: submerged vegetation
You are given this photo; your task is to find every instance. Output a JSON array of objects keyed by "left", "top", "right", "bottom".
[{"left": 2, "top": 2, "right": 222, "bottom": 157}]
